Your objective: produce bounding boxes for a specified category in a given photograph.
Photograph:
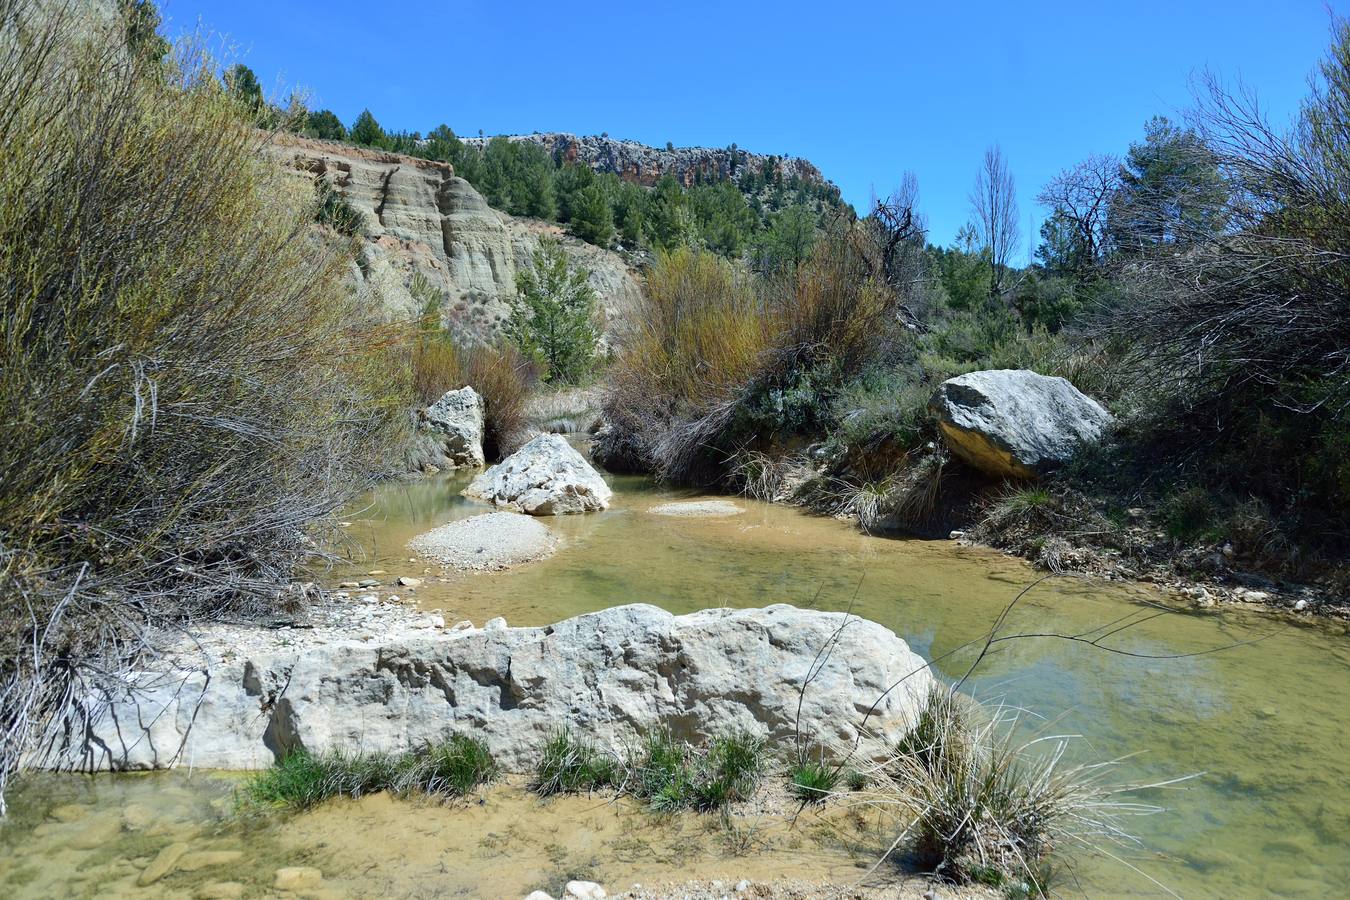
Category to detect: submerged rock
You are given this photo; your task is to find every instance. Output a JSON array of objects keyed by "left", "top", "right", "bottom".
[
  {"left": 929, "top": 369, "right": 1113, "bottom": 479},
  {"left": 421, "top": 386, "right": 485, "bottom": 469},
  {"left": 54, "top": 604, "right": 932, "bottom": 773},
  {"left": 648, "top": 500, "right": 745, "bottom": 518},
  {"left": 465, "top": 433, "right": 612, "bottom": 514}
]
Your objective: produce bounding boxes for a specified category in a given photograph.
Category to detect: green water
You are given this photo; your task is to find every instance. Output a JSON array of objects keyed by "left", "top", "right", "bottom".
[{"left": 3, "top": 471, "right": 1348, "bottom": 897}]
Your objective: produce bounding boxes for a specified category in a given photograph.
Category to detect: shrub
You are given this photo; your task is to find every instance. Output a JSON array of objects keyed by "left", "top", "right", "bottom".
[
  {"left": 408, "top": 333, "right": 537, "bottom": 460},
  {"left": 878, "top": 688, "right": 1145, "bottom": 892},
  {"left": 0, "top": 10, "right": 401, "bottom": 810}
]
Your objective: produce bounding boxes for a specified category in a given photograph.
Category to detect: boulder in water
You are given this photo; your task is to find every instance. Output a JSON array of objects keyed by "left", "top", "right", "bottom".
[
  {"left": 421, "top": 386, "right": 485, "bottom": 469},
  {"left": 929, "top": 369, "right": 1112, "bottom": 479},
  {"left": 56, "top": 604, "right": 933, "bottom": 772},
  {"left": 465, "top": 433, "right": 612, "bottom": 514}
]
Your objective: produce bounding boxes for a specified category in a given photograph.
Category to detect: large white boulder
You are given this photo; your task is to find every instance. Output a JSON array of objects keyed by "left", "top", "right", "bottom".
[
  {"left": 465, "top": 433, "right": 611, "bottom": 514},
  {"left": 421, "top": 386, "right": 485, "bottom": 469},
  {"left": 52, "top": 604, "right": 934, "bottom": 772},
  {"left": 929, "top": 369, "right": 1113, "bottom": 479}
]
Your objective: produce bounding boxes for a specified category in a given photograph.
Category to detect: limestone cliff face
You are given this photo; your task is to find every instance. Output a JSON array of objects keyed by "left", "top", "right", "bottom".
[
  {"left": 463, "top": 132, "right": 827, "bottom": 189},
  {"left": 267, "top": 135, "right": 643, "bottom": 344}
]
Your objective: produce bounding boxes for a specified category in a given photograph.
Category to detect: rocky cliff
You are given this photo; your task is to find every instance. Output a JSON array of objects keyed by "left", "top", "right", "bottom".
[
  {"left": 266, "top": 134, "right": 644, "bottom": 344},
  {"left": 463, "top": 132, "right": 827, "bottom": 189}
]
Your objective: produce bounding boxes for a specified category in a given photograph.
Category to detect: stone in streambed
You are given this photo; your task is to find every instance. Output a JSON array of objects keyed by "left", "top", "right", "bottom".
[{"left": 465, "top": 433, "right": 611, "bottom": 515}]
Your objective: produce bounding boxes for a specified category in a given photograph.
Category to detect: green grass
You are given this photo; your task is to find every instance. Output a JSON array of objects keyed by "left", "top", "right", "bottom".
[
  {"left": 239, "top": 735, "right": 498, "bottom": 811},
  {"left": 532, "top": 729, "right": 620, "bottom": 796},
  {"left": 787, "top": 756, "right": 841, "bottom": 804},
  {"left": 530, "top": 728, "right": 765, "bottom": 814}
]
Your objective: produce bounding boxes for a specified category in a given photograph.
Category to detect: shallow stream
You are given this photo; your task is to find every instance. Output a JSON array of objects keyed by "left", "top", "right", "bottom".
[{"left": 3, "top": 471, "right": 1348, "bottom": 897}]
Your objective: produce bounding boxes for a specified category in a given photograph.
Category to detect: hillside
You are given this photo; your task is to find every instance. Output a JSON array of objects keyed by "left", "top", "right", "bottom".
[
  {"left": 461, "top": 132, "right": 828, "bottom": 189},
  {"left": 268, "top": 133, "right": 644, "bottom": 345}
]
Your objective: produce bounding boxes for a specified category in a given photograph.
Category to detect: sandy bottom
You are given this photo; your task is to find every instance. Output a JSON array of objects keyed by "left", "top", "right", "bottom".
[{"left": 408, "top": 510, "right": 558, "bottom": 570}]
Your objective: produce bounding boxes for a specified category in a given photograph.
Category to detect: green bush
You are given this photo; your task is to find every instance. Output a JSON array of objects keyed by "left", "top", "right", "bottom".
[
  {"left": 787, "top": 753, "right": 841, "bottom": 804},
  {"left": 508, "top": 239, "right": 600, "bottom": 385}
]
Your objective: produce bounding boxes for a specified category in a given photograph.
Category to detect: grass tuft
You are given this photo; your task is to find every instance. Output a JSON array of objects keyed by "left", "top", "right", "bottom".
[
  {"left": 787, "top": 755, "right": 841, "bottom": 804},
  {"left": 240, "top": 735, "right": 498, "bottom": 811},
  {"left": 532, "top": 729, "right": 620, "bottom": 797}
]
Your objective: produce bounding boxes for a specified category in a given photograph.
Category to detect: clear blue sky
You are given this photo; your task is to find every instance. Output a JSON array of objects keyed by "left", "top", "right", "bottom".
[{"left": 164, "top": 0, "right": 1340, "bottom": 249}]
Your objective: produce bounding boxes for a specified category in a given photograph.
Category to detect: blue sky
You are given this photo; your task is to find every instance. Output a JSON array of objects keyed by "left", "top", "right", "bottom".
[{"left": 164, "top": 1, "right": 1340, "bottom": 249}]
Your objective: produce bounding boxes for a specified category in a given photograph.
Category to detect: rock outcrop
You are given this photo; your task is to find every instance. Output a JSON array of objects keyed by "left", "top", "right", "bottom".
[
  {"left": 929, "top": 369, "right": 1113, "bottom": 479},
  {"left": 420, "top": 387, "right": 485, "bottom": 469},
  {"left": 465, "top": 433, "right": 612, "bottom": 514},
  {"left": 266, "top": 134, "right": 643, "bottom": 344},
  {"left": 55, "top": 604, "right": 934, "bottom": 772},
  {"left": 463, "top": 132, "right": 827, "bottom": 190}
]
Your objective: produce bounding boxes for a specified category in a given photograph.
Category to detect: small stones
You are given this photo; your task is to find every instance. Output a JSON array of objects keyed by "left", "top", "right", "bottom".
[
  {"left": 367, "top": 570, "right": 387, "bottom": 576},
  {"left": 358, "top": 579, "right": 380, "bottom": 588},
  {"left": 337, "top": 581, "right": 359, "bottom": 589},
  {"left": 357, "top": 594, "right": 378, "bottom": 604},
  {"left": 948, "top": 530, "right": 966, "bottom": 540},
  {"left": 484, "top": 616, "right": 507, "bottom": 631},
  {"left": 1294, "top": 598, "right": 1309, "bottom": 612},
  {"left": 734, "top": 879, "right": 752, "bottom": 893},
  {"left": 273, "top": 866, "right": 324, "bottom": 891},
  {"left": 398, "top": 576, "right": 422, "bottom": 587},
  {"left": 563, "top": 881, "right": 606, "bottom": 899},
  {"left": 428, "top": 614, "right": 445, "bottom": 629},
  {"left": 449, "top": 620, "right": 474, "bottom": 632}
]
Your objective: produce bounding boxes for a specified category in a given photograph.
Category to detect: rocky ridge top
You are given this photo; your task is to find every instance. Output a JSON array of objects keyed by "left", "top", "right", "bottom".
[{"left": 462, "top": 132, "right": 828, "bottom": 188}]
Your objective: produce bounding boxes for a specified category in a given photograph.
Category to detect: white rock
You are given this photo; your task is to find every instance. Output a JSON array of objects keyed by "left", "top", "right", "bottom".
[
  {"left": 1294, "top": 598, "right": 1309, "bottom": 611},
  {"left": 398, "top": 577, "right": 422, "bottom": 587},
  {"left": 465, "top": 434, "right": 612, "bottom": 515},
  {"left": 450, "top": 620, "right": 475, "bottom": 632},
  {"left": 484, "top": 616, "right": 508, "bottom": 631},
  {"left": 422, "top": 387, "right": 486, "bottom": 469},
  {"left": 564, "top": 882, "right": 606, "bottom": 899},
  {"left": 929, "top": 369, "right": 1113, "bottom": 479},
  {"left": 57, "top": 604, "right": 933, "bottom": 773},
  {"left": 524, "top": 893, "right": 555, "bottom": 900}
]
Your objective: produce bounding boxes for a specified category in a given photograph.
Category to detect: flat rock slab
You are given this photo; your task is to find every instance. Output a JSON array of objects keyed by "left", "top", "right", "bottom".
[
  {"left": 54, "top": 604, "right": 934, "bottom": 774},
  {"left": 408, "top": 512, "right": 557, "bottom": 571},
  {"left": 648, "top": 500, "right": 745, "bottom": 518}
]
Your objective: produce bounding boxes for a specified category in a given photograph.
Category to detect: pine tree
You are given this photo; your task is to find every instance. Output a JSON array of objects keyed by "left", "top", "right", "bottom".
[
  {"left": 509, "top": 240, "right": 599, "bottom": 383},
  {"left": 348, "top": 109, "right": 386, "bottom": 147},
  {"left": 569, "top": 183, "right": 615, "bottom": 247}
]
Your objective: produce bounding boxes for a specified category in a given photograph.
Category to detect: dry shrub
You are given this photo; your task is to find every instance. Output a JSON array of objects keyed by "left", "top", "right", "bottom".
[
  {"left": 409, "top": 335, "right": 538, "bottom": 459},
  {"left": 604, "top": 247, "right": 767, "bottom": 481},
  {"left": 0, "top": 4, "right": 401, "bottom": 809},
  {"left": 856, "top": 688, "right": 1160, "bottom": 893},
  {"left": 603, "top": 228, "right": 901, "bottom": 486}
]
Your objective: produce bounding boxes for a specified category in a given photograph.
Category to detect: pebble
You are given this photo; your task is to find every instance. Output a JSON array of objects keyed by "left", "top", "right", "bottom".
[
  {"left": 1294, "top": 598, "right": 1309, "bottom": 611},
  {"left": 524, "top": 893, "right": 555, "bottom": 900},
  {"left": 734, "top": 879, "right": 751, "bottom": 893},
  {"left": 357, "top": 594, "right": 377, "bottom": 604},
  {"left": 367, "top": 570, "right": 387, "bottom": 576},
  {"left": 428, "top": 615, "right": 445, "bottom": 628},
  {"left": 948, "top": 530, "right": 965, "bottom": 540},
  {"left": 358, "top": 579, "right": 380, "bottom": 588},
  {"left": 337, "top": 581, "right": 359, "bottom": 589},
  {"left": 564, "top": 882, "right": 606, "bottom": 899},
  {"left": 398, "top": 576, "right": 422, "bottom": 587},
  {"left": 485, "top": 616, "right": 508, "bottom": 631},
  {"left": 450, "top": 620, "right": 474, "bottom": 632}
]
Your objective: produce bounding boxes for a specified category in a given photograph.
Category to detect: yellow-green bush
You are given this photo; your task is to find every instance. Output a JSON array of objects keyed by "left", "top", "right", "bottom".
[{"left": 0, "top": 5, "right": 401, "bottom": 807}]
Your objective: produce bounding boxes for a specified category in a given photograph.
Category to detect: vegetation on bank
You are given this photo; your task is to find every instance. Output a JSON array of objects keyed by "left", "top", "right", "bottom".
[
  {"left": 239, "top": 735, "right": 499, "bottom": 810},
  {"left": 595, "top": 21, "right": 1350, "bottom": 598},
  {"left": 1, "top": 1, "right": 418, "bottom": 809}
]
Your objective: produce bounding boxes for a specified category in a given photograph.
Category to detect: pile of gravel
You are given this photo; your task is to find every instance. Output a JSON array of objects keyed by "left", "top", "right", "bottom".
[{"left": 408, "top": 512, "right": 558, "bottom": 570}]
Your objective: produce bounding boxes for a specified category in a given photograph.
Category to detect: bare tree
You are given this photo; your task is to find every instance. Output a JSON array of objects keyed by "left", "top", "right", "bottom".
[
  {"left": 969, "top": 145, "right": 1020, "bottom": 297},
  {"left": 1035, "top": 153, "right": 1121, "bottom": 271}
]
